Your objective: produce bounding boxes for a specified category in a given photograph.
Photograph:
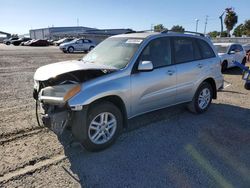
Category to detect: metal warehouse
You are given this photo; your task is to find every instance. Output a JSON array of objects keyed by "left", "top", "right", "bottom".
[{"left": 30, "top": 26, "right": 133, "bottom": 43}]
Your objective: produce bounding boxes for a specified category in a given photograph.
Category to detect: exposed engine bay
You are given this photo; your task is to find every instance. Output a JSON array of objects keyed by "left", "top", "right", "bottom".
[{"left": 33, "top": 67, "right": 116, "bottom": 135}]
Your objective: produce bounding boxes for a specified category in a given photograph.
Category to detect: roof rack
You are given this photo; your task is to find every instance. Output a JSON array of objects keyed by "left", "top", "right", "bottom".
[
  {"left": 125, "top": 30, "right": 154, "bottom": 34},
  {"left": 161, "top": 29, "right": 205, "bottom": 37}
]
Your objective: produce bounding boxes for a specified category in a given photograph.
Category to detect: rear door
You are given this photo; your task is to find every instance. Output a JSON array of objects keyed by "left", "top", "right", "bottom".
[
  {"left": 83, "top": 39, "right": 90, "bottom": 51},
  {"left": 130, "top": 37, "right": 177, "bottom": 116},
  {"left": 75, "top": 39, "right": 84, "bottom": 51},
  {"left": 173, "top": 37, "right": 215, "bottom": 103}
]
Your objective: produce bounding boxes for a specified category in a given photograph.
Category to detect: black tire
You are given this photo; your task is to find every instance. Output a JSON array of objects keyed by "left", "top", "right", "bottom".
[
  {"left": 187, "top": 82, "right": 213, "bottom": 114},
  {"left": 221, "top": 61, "right": 228, "bottom": 73},
  {"left": 242, "top": 57, "right": 246, "bottom": 66},
  {"left": 82, "top": 101, "right": 123, "bottom": 152},
  {"left": 68, "top": 46, "right": 74, "bottom": 53},
  {"left": 6, "top": 41, "right": 10, "bottom": 45},
  {"left": 244, "top": 81, "right": 250, "bottom": 90},
  {"left": 89, "top": 46, "right": 94, "bottom": 51}
]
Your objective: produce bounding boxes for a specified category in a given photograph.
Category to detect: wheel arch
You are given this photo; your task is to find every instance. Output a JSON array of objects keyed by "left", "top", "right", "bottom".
[
  {"left": 202, "top": 78, "right": 217, "bottom": 99},
  {"left": 88, "top": 95, "right": 128, "bottom": 129}
]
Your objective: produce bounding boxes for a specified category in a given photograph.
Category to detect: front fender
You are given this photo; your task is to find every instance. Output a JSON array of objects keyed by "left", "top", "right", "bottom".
[{"left": 67, "top": 76, "right": 130, "bottom": 113}]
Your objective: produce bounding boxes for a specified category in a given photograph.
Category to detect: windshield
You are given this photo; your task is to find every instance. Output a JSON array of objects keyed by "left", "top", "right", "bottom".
[
  {"left": 82, "top": 37, "right": 143, "bottom": 69},
  {"left": 214, "top": 45, "right": 228, "bottom": 53}
]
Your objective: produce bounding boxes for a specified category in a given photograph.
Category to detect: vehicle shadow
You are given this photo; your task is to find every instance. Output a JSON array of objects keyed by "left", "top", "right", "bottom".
[
  {"left": 223, "top": 67, "right": 243, "bottom": 75},
  {"left": 58, "top": 103, "right": 250, "bottom": 188}
]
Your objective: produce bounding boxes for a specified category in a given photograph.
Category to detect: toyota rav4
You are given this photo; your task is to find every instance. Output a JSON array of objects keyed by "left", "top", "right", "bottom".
[{"left": 33, "top": 30, "right": 223, "bottom": 151}]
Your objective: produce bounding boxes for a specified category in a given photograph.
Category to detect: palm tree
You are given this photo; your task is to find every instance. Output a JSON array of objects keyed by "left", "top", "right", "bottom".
[{"left": 224, "top": 8, "right": 238, "bottom": 37}]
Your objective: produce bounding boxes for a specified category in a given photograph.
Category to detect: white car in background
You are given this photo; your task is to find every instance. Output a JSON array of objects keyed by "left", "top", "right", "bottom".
[{"left": 214, "top": 43, "right": 246, "bottom": 72}]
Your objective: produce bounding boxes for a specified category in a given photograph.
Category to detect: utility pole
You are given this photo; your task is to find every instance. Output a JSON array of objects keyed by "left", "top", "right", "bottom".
[
  {"left": 77, "top": 18, "right": 79, "bottom": 27},
  {"left": 195, "top": 19, "right": 199, "bottom": 32},
  {"left": 219, "top": 11, "right": 225, "bottom": 37},
  {"left": 204, "top": 15, "right": 208, "bottom": 34},
  {"left": 151, "top": 24, "right": 154, "bottom": 32}
]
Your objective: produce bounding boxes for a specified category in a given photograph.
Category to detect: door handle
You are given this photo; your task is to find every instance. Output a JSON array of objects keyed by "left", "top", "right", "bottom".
[
  {"left": 167, "top": 70, "right": 175, "bottom": 75},
  {"left": 197, "top": 63, "right": 203, "bottom": 68}
]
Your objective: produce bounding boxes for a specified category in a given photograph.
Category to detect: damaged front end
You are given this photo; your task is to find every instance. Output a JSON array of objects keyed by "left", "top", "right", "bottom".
[
  {"left": 34, "top": 83, "right": 80, "bottom": 135},
  {"left": 33, "top": 61, "right": 117, "bottom": 135}
]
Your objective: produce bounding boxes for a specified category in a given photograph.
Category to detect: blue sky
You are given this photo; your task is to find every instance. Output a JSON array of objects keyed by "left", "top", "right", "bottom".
[{"left": 1, "top": 0, "right": 249, "bottom": 34}]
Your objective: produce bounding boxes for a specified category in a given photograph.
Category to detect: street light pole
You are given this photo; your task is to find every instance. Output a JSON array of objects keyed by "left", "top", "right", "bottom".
[
  {"left": 204, "top": 15, "right": 208, "bottom": 34},
  {"left": 195, "top": 19, "right": 199, "bottom": 32}
]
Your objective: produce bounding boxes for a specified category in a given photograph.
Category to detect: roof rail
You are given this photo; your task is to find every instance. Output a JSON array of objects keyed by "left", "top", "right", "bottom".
[
  {"left": 161, "top": 29, "right": 205, "bottom": 37},
  {"left": 125, "top": 30, "right": 153, "bottom": 34}
]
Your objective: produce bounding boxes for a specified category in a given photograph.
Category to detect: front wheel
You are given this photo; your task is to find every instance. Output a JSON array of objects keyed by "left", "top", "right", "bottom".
[
  {"left": 68, "top": 46, "right": 74, "bottom": 53},
  {"left": 82, "top": 102, "right": 123, "bottom": 151},
  {"left": 187, "top": 82, "right": 213, "bottom": 114}
]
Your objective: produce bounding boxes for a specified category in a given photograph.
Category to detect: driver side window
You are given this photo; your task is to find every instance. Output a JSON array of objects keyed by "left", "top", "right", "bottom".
[{"left": 140, "top": 37, "right": 172, "bottom": 68}]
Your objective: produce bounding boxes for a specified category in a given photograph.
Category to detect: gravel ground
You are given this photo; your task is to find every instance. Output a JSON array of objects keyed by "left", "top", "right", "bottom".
[{"left": 0, "top": 44, "right": 249, "bottom": 188}]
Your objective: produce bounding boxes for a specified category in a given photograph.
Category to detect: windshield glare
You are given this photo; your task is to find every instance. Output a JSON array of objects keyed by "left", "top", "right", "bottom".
[
  {"left": 214, "top": 45, "right": 228, "bottom": 53},
  {"left": 82, "top": 37, "right": 143, "bottom": 69}
]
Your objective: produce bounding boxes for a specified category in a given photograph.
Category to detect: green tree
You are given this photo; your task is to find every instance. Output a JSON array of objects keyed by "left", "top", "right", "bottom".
[
  {"left": 171, "top": 25, "right": 185, "bottom": 32},
  {"left": 224, "top": 8, "right": 238, "bottom": 37},
  {"left": 208, "top": 31, "right": 220, "bottom": 38},
  {"left": 233, "top": 24, "right": 245, "bottom": 37},
  {"left": 154, "top": 24, "right": 165, "bottom": 32},
  {"left": 244, "top": 19, "right": 250, "bottom": 36}
]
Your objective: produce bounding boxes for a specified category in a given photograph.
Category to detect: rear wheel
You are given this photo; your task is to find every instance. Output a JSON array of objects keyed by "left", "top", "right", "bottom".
[
  {"left": 188, "top": 82, "right": 213, "bottom": 114},
  {"left": 82, "top": 101, "right": 123, "bottom": 151},
  {"left": 89, "top": 46, "right": 94, "bottom": 51},
  {"left": 68, "top": 46, "right": 74, "bottom": 53}
]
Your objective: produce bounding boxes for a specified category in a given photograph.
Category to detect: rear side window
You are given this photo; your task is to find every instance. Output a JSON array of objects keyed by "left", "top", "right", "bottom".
[
  {"left": 235, "top": 45, "right": 243, "bottom": 52},
  {"left": 173, "top": 37, "right": 201, "bottom": 64},
  {"left": 140, "top": 37, "right": 172, "bottom": 68},
  {"left": 197, "top": 39, "right": 215, "bottom": 59}
]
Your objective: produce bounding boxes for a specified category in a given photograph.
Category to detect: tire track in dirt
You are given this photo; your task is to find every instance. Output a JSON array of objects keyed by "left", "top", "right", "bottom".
[
  {"left": 0, "top": 157, "right": 82, "bottom": 188},
  {"left": 0, "top": 129, "right": 64, "bottom": 177}
]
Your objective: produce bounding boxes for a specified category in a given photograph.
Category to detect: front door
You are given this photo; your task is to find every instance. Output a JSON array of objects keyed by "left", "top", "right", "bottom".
[{"left": 130, "top": 37, "right": 177, "bottom": 117}]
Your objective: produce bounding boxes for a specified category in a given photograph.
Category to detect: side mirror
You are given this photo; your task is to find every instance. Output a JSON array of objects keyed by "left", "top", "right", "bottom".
[
  {"left": 138, "top": 61, "right": 153, "bottom": 71},
  {"left": 229, "top": 50, "right": 235, "bottom": 54}
]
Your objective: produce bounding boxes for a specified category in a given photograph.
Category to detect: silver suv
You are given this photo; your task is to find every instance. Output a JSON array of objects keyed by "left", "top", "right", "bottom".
[{"left": 33, "top": 31, "right": 223, "bottom": 151}]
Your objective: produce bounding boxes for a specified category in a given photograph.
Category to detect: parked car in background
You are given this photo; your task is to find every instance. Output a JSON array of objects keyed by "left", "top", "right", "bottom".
[
  {"left": 29, "top": 39, "right": 49, "bottom": 46},
  {"left": 54, "top": 38, "right": 74, "bottom": 46},
  {"left": 3, "top": 37, "right": 19, "bottom": 45},
  {"left": 34, "top": 31, "right": 223, "bottom": 151},
  {"left": 243, "top": 43, "right": 250, "bottom": 62},
  {"left": 22, "top": 39, "right": 49, "bottom": 46},
  {"left": 59, "top": 38, "right": 96, "bottom": 53},
  {"left": 214, "top": 43, "right": 246, "bottom": 72},
  {"left": 47, "top": 39, "right": 54, "bottom": 45},
  {"left": 11, "top": 37, "right": 31, "bottom": 46},
  {"left": 22, "top": 39, "right": 36, "bottom": 46}
]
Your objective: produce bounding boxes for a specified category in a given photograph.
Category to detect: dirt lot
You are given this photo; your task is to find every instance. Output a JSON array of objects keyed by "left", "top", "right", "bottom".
[{"left": 0, "top": 44, "right": 250, "bottom": 188}]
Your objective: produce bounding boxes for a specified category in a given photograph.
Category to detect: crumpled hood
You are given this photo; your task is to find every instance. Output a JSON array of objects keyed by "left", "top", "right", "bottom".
[{"left": 34, "top": 60, "right": 117, "bottom": 81}]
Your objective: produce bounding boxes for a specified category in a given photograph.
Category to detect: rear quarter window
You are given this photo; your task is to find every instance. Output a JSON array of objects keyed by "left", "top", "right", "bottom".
[
  {"left": 197, "top": 39, "right": 215, "bottom": 59},
  {"left": 173, "top": 37, "right": 202, "bottom": 64}
]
